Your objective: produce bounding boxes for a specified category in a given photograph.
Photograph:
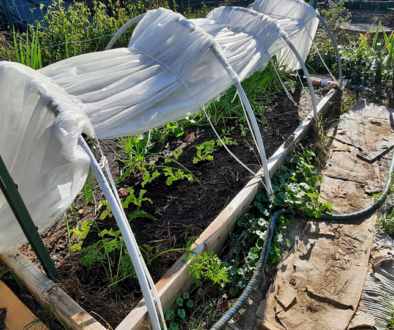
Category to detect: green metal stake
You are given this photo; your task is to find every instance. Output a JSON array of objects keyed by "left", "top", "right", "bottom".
[
  {"left": 311, "top": 0, "right": 318, "bottom": 9},
  {"left": 0, "top": 155, "right": 59, "bottom": 280}
]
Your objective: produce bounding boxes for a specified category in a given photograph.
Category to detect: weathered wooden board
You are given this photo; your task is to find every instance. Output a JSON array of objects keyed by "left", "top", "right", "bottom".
[
  {"left": 0, "top": 280, "right": 49, "bottom": 330},
  {"left": 116, "top": 88, "right": 340, "bottom": 330},
  {"left": 0, "top": 248, "right": 105, "bottom": 330}
]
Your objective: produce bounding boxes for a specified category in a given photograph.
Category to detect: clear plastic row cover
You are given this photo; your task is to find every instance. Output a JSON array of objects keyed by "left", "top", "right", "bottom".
[
  {"left": 0, "top": 62, "right": 93, "bottom": 251},
  {"left": 40, "top": 8, "right": 237, "bottom": 139}
]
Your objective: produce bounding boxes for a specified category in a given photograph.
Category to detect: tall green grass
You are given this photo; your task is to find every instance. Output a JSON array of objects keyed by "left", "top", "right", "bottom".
[{"left": 13, "top": 27, "right": 42, "bottom": 69}]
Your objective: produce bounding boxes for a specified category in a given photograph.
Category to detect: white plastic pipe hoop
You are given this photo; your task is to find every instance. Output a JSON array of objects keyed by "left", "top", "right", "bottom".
[
  {"left": 235, "top": 81, "right": 273, "bottom": 197},
  {"left": 316, "top": 14, "right": 343, "bottom": 90},
  {"left": 78, "top": 137, "right": 162, "bottom": 330},
  {"left": 106, "top": 14, "right": 146, "bottom": 50},
  {"left": 282, "top": 35, "right": 319, "bottom": 123}
]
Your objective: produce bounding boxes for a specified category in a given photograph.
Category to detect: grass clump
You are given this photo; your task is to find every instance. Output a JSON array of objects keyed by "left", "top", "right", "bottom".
[{"left": 377, "top": 208, "right": 394, "bottom": 237}]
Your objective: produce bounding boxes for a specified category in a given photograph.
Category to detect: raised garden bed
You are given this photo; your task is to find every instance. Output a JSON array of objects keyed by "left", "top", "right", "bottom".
[{"left": 1, "top": 80, "right": 339, "bottom": 329}]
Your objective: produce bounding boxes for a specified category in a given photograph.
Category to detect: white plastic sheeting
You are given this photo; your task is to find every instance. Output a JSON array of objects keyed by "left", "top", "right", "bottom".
[
  {"left": 40, "top": 9, "right": 239, "bottom": 139},
  {"left": 250, "top": 0, "right": 319, "bottom": 71},
  {"left": 0, "top": 62, "right": 93, "bottom": 251},
  {"left": 192, "top": 7, "right": 287, "bottom": 81}
]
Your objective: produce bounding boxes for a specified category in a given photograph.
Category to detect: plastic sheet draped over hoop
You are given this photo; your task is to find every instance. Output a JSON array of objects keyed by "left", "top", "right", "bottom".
[
  {"left": 40, "top": 8, "right": 239, "bottom": 139},
  {"left": 191, "top": 6, "right": 318, "bottom": 120},
  {"left": 0, "top": 62, "right": 93, "bottom": 252},
  {"left": 250, "top": 0, "right": 319, "bottom": 72},
  {"left": 191, "top": 6, "right": 288, "bottom": 81}
]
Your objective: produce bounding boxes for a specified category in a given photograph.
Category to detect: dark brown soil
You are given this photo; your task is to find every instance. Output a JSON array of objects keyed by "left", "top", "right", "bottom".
[
  {"left": 18, "top": 86, "right": 332, "bottom": 328},
  {"left": 0, "top": 308, "right": 6, "bottom": 330}
]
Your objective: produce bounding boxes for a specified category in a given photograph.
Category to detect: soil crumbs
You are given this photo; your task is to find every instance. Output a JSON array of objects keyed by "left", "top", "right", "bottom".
[{"left": 18, "top": 86, "right": 332, "bottom": 328}]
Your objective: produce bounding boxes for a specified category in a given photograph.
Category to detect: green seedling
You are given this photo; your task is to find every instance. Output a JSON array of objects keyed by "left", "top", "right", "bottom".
[{"left": 193, "top": 140, "right": 217, "bottom": 164}]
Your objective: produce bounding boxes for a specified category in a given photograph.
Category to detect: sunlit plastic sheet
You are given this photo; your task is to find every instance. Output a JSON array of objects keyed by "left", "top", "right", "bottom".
[
  {"left": 40, "top": 8, "right": 238, "bottom": 139},
  {"left": 0, "top": 62, "right": 93, "bottom": 251},
  {"left": 249, "top": 0, "right": 319, "bottom": 71},
  {"left": 191, "top": 6, "right": 288, "bottom": 81}
]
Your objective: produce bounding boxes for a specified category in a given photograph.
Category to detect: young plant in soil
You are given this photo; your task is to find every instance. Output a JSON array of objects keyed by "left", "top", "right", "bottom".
[
  {"left": 80, "top": 229, "right": 136, "bottom": 292},
  {"left": 118, "top": 132, "right": 196, "bottom": 188},
  {"left": 165, "top": 291, "right": 196, "bottom": 330},
  {"left": 100, "top": 188, "right": 155, "bottom": 223}
]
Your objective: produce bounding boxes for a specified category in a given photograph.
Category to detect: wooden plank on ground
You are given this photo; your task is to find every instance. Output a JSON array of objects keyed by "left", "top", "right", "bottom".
[
  {"left": 116, "top": 87, "right": 340, "bottom": 330},
  {"left": 0, "top": 248, "right": 106, "bottom": 330},
  {"left": 0, "top": 280, "right": 49, "bottom": 330}
]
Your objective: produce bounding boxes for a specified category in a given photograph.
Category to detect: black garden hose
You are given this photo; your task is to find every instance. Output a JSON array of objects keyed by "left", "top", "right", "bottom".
[{"left": 210, "top": 149, "right": 394, "bottom": 330}]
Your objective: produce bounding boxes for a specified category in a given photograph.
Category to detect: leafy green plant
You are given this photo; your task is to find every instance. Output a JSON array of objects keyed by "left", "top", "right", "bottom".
[
  {"left": 122, "top": 189, "right": 152, "bottom": 208},
  {"left": 141, "top": 170, "right": 160, "bottom": 187},
  {"left": 268, "top": 150, "right": 332, "bottom": 218},
  {"left": 221, "top": 149, "right": 332, "bottom": 296},
  {"left": 239, "top": 123, "right": 249, "bottom": 137},
  {"left": 164, "top": 168, "right": 194, "bottom": 185},
  {"left": 118, "top": 134, "right": 196, "bottom": 189},
  {"left": 32, "top": 0, "right": 145, "bottom": 67},
  {"left": 80, "top": 228, "right": 136, "bottom": 291},
  {"left": 377, "top": 208, "right": 394, "bottom": 237},
  {"left": 70, "top": 220, "right": 92, "bottom": 251},
  {"left": 193, "top": 141, "right": 217, "bottom": 164},
  {"left": 189, "top": 252, "right": 229, "bottom": 287},
  {"left": 173, "top": 148, "right": 183, "bottom": 161},
  {"left": 217, "top": 136, "right": 238, "bottom": 146},
  {"left": 100, "top": 200, "right": 113, "bottom": 220},
  {"left": 186, "top": 236, "right": 199, "bottom": 249},
  {"left": 165, "top": 291, "right": 196, "bottom": 330},
  {"left": 100, "top": 188, "right": 154, "bottom": 222},
  {"left": 165, "top": 122, "right": 185, "bottom": 138},
  {"left": 127, "top": 210, "right": 156, "bottom": 222}
]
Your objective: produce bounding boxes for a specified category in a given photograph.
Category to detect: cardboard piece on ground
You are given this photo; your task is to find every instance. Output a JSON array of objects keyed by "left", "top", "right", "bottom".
[
  {"left": 333, "top": 101, "right": 394, "bottom": 162},
  {"left": 256, "top": 216, "right": 375, "bottom": 330},
  {"left": 319, "top": 102, "right": 391, "bottom": 214},
  {"left": 0, "top": 280, "right": 49, "bottom": 330},
  {"left": 325, "top": 145, "right": 381, "bottom": 188},
  {"left": 319, "top": 176, "right": 372, "bottom": 214}
]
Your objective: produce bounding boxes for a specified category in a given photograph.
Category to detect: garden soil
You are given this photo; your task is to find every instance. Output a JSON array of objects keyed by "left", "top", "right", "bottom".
[
  {"left": 17, "top": 87, "right": 331, "bottom": 328},
  {"left": 252, "top": 101, "right": 393, "bottom": 330},
  {"left": 0, "top": 308, "right": 6, "bottom": 330}
]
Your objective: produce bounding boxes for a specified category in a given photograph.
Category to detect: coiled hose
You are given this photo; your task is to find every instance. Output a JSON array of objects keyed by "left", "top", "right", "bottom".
[{"left": 211, "top": 149, "right": 394, "bottom": 330}]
